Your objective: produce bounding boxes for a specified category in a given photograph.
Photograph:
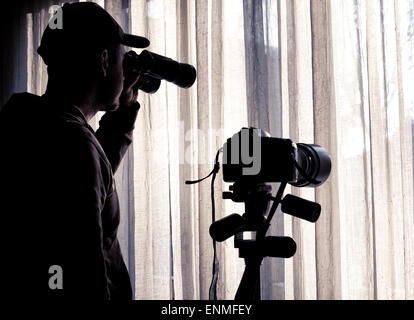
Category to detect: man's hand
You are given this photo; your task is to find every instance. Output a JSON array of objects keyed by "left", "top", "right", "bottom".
[{"left": 119, "top": 73, "right": 140, "bottom": 108}]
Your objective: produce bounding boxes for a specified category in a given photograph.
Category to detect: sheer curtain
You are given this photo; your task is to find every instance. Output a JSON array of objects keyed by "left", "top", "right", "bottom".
[{"left": 1, "top": 0, "right": 413, "bottom": 300}]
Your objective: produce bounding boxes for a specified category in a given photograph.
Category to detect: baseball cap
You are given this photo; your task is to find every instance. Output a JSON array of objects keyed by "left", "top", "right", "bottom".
[{"left": 37, "top": 2, "right": 150, "bottom": 65}]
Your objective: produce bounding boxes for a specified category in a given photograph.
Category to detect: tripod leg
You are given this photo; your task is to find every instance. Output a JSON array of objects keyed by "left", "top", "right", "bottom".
[{"left": 235, "top": 260, "right": 262, "bottom": 301}]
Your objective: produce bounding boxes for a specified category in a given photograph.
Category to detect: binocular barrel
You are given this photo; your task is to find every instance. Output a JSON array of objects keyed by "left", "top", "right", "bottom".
[{"left": 123, "top": 50, "right": 197, "bottom": 94}]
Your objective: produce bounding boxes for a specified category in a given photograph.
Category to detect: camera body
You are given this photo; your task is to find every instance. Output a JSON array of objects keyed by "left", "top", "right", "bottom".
[
  {"left": 222, "top": 127, "right": 331, "bottom": 187},
  {"left": 223, "top": 128, "right": 297, "bottom": 183}
]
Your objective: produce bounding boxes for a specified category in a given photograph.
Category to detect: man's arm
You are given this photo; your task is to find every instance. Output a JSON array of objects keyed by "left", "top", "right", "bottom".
[
  {"left": 95, "top": 102, "right": 140, "bottom": 173},
  {"left": 95, "top": 72, "right": 141, "bottom": 173}
]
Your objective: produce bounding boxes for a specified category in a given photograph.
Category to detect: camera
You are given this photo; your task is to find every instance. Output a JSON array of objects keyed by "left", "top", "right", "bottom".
[
  {"left": 204, "top": 127, "right": 332, "bottom": 300},
  {"left": 222, "top": 127, "right": 331, "bottom": 187},
  {"left": 186, "top": 127, "right": 332, "bottom": 300},
  {"left": 123, "top": 50, "right": 197, "bottom": 93}
]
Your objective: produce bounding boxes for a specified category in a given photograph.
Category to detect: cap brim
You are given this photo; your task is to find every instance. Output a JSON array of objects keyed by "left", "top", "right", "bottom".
[{"left": 122, "top": 34, "right": 150, "bottom": 48}]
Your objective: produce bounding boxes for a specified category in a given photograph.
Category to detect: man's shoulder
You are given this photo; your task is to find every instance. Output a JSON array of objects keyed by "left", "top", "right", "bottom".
[
  {"left": 5, "top": 92, "right": 40, "bottom": 104},
  {"left": 0, "top": 92, "right": 41, "bottom": 115},
  {"left": 0, "top": 92, "right": 112, "bottom": 173},
  {"left": 3, "top": 93, "right": 102, "bottom": 153}
]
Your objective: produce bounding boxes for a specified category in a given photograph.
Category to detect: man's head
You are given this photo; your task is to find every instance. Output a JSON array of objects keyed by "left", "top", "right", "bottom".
[
  {"left": 96, "top": 43, "right": 125, "bottom": 111},
  {"left": 38, "top": 2, "right": 149, "bottom": 111}
]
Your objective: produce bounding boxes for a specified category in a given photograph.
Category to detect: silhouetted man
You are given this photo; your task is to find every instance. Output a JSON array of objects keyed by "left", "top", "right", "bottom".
[{"left": 0, "top": 2, "right": 149, "bottom": 299}]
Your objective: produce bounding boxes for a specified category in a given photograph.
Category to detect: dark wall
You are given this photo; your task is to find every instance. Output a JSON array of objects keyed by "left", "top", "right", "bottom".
[{"left": 0, "top": 1, "right": 28, "bottom": 107}]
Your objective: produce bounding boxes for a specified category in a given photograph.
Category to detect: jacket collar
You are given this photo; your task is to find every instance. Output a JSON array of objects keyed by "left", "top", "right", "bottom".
[{"left": 40, "top": 94, "right": 90, "bottom": 127}]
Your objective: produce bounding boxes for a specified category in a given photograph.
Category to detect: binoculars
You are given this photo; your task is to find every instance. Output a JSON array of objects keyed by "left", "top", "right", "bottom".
[{"left": 123, "top": 50, "right": 197, "bottom": 93}]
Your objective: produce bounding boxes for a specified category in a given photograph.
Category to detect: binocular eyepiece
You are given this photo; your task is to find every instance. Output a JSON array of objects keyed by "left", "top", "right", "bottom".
[{"left": 123, "top": 50, "right": 197, "bottom": 94}]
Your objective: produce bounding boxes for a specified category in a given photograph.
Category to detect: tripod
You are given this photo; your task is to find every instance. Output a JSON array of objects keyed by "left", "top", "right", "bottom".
[
  {"left": 208, "top": 166, "right": 323, "bottom": 300},
  {"left": 213, "top": 181, "right": 296, "bottom": 300}
]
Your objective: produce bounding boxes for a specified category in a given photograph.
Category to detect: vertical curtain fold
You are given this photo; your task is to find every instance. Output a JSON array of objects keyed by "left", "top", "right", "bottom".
[
  {"left": 311, "top": 0, "right": 342, "bottom": 300},
  {"left": 174, "top": 0, "right": 200, "bottom": 300},
  {"left": 280, "top": 0, "right": 318, "bottom": 300},
  {"left": 242, "top": 0, "right": 285, "bottom": 300}
]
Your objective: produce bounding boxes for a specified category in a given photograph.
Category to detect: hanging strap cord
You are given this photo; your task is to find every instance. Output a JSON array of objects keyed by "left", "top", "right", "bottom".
[
  {"left": 185, "top": 150, "right": 222, "bottom": 185},
  {"left": 185, "top": 149, "right": 222, "bottom": 300}
]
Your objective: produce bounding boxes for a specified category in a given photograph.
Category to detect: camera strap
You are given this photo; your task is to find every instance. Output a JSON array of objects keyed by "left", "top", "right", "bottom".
[
  {"left": 184, "top": 162, "right": 221, "bottom": 185},
  {"left": 185, "top": 149, "right": 222, "bottom": 300},
  {"left": 208, "top": 163, "right": 219, "bottom": 300}
]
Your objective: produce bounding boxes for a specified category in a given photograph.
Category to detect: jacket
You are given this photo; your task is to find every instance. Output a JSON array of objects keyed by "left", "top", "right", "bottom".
[{"left": 0, "top": 92, "right": 139, "bottom": 299}]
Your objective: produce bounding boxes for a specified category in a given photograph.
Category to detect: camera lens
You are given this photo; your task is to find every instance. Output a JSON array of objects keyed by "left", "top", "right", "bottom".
[{"left": 291, "top": 143, "right": 331, "bottom": 187}]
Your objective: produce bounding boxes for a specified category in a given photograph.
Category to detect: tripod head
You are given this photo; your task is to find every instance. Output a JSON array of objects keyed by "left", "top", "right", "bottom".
[
  {"left": 210, "top": 180, "right": 324, "bottom": 300},
  {"left": 210, "top": 180, "right": 321, "bottom": 248}
]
